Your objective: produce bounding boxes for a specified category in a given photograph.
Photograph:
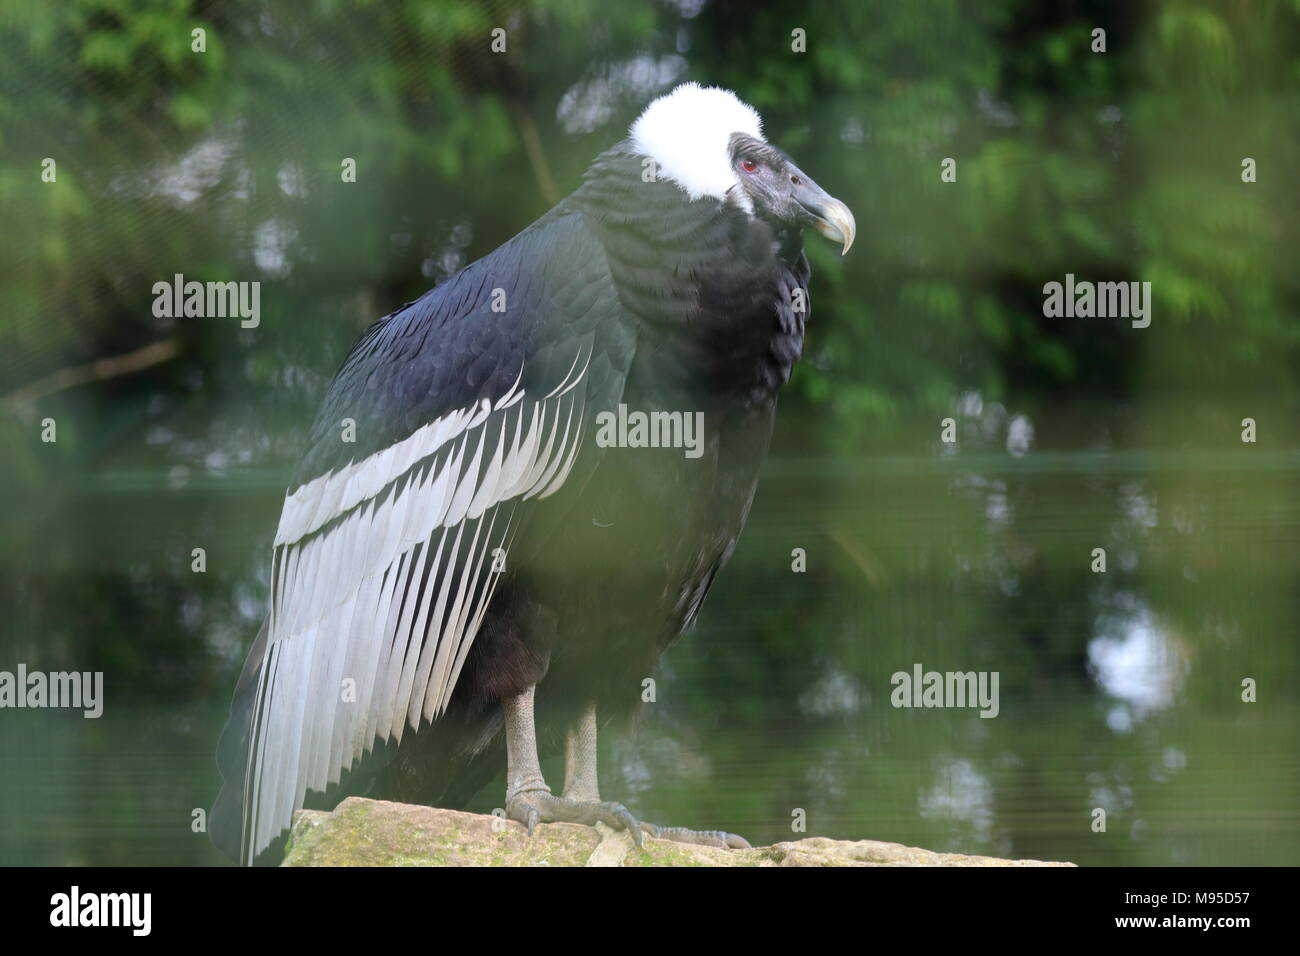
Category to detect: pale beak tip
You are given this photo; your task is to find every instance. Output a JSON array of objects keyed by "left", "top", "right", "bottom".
[
  {"left": 821, "top": 202, "right": 855, "bottom": 257},
  {"left": 837, "top": 213, "right": 856, "bottom": 256},
  {"left": 806, "top": 195, "right": 856, "bottom": 257}
]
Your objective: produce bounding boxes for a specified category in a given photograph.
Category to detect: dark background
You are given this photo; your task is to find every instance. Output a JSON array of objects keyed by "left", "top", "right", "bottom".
[{"left": 1, "top": 0, "right": 1297, "bottom": 865}]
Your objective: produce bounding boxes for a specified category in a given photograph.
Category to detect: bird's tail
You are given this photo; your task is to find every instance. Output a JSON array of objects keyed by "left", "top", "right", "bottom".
[{"left": 210, "top": 616, "right": 270, "bottom": 864}]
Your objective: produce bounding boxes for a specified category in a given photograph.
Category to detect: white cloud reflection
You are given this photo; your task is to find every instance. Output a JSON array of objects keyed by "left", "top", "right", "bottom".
[
  {"left": 920, "top": 759, "right": 993, "bottom": 834},
  {"left": 1088, "top": 594, "right": 1188, "bottom": 725}
]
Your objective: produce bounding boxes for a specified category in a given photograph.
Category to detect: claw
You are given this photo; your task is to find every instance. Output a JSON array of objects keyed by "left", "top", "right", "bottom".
[
  {"left": 526, "top": 807, "right": 539, "bottom": 838},
  {"left": 613, "top": 806, "right": 644, "bottom": 848}
]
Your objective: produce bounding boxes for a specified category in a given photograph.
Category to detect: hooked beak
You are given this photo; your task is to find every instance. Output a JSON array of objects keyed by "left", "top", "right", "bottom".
[{"left": 791, "top": 170, "right": 856, "bottom": 255}]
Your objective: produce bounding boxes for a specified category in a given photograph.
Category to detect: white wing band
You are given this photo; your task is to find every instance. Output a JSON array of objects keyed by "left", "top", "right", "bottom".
[{"left": 242, "top": 349, "right": 591, "bottom": 862}]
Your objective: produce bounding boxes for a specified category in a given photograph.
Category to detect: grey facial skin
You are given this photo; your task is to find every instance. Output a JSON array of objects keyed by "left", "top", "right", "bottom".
[{"left": 729, "top": 133, "right": 856, "bottom": 254}]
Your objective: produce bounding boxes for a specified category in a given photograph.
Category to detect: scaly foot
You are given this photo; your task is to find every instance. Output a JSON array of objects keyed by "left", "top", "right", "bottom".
[{"left": 507, "top": 788, "right": 645, "bottom": 848}]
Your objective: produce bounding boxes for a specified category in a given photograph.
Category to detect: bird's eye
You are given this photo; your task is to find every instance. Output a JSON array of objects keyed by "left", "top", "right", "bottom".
[{"left": 741, "top": 159, "right": 759, "bottom": 173}]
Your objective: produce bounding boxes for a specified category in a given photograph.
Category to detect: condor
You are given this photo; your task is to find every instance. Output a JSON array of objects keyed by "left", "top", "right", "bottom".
[{"left": 211, "top": 83, "right": 855, "bottom": 864}]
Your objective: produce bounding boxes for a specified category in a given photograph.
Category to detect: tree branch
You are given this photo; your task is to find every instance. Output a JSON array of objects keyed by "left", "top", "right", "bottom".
[
  {"left": 4, "top": 339, "right": 180, "bottom": 412},
  {"left": 506, "top": 98, "right": 561, "bottom": 207}
]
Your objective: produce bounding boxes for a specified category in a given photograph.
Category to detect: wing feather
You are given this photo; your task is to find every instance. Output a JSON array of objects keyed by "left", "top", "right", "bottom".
[{"left": 239, "top": 352, "right": 593, "bottom": 862}]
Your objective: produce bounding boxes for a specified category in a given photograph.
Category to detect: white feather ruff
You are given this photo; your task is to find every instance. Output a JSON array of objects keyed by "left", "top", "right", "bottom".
[{"left": 630, "top": 82, "right": 764, "bottom": 202}]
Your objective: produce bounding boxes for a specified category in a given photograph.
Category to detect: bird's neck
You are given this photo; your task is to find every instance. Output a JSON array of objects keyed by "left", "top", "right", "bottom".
[{"left": 572, "top": 146, "right": 808, "bottom": 406}]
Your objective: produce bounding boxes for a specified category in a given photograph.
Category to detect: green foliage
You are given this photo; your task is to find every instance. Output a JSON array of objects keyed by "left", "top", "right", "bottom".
[{"left": 2, "top": 0, "right": 1296, "bottom": 436}]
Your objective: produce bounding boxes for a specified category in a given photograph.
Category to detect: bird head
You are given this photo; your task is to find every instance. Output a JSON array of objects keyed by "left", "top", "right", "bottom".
[{"left": 630, "top": 83, "right": 856, "bottom": 255}]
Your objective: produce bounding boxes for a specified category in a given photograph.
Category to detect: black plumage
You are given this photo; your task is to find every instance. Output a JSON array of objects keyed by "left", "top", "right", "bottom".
[{"left": 212, "top": 86, "right": 851, "bottom": 863}]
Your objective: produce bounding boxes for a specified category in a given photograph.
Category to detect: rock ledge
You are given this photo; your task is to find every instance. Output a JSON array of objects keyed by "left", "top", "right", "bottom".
[{"left": 281, "top": 796, "right": 1075, "bottom": 867}]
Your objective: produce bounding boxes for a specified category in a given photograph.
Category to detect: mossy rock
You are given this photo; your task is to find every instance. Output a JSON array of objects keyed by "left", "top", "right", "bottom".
[{"left": 281, "top": 797, "right": 1075, "bottom": 867}]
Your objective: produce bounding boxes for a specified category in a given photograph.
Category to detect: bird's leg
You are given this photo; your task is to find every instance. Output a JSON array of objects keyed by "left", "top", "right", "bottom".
[
  {"left": 560, "top": 699, "right": 752, "bottom": 851},
  {"left": 503, "top": 687, "right": 644, "bottom": 846},
  {"left": 561, "top": 700, "right": 601, "bottom": 802},
  {"left": 503, "top": 685, "right": 549, "bottom": 801}
]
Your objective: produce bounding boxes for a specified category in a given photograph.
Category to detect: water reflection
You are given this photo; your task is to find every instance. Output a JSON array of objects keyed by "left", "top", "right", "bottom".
[
  {"left": 919, "top": 758, "right": 998, "bottom": 851},
  {"left": 1089, "top": 593, "right": 1188, "bottom": 727},
  {"left": 1, "top": 407, "right": 1296, "bottom": 866}
]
